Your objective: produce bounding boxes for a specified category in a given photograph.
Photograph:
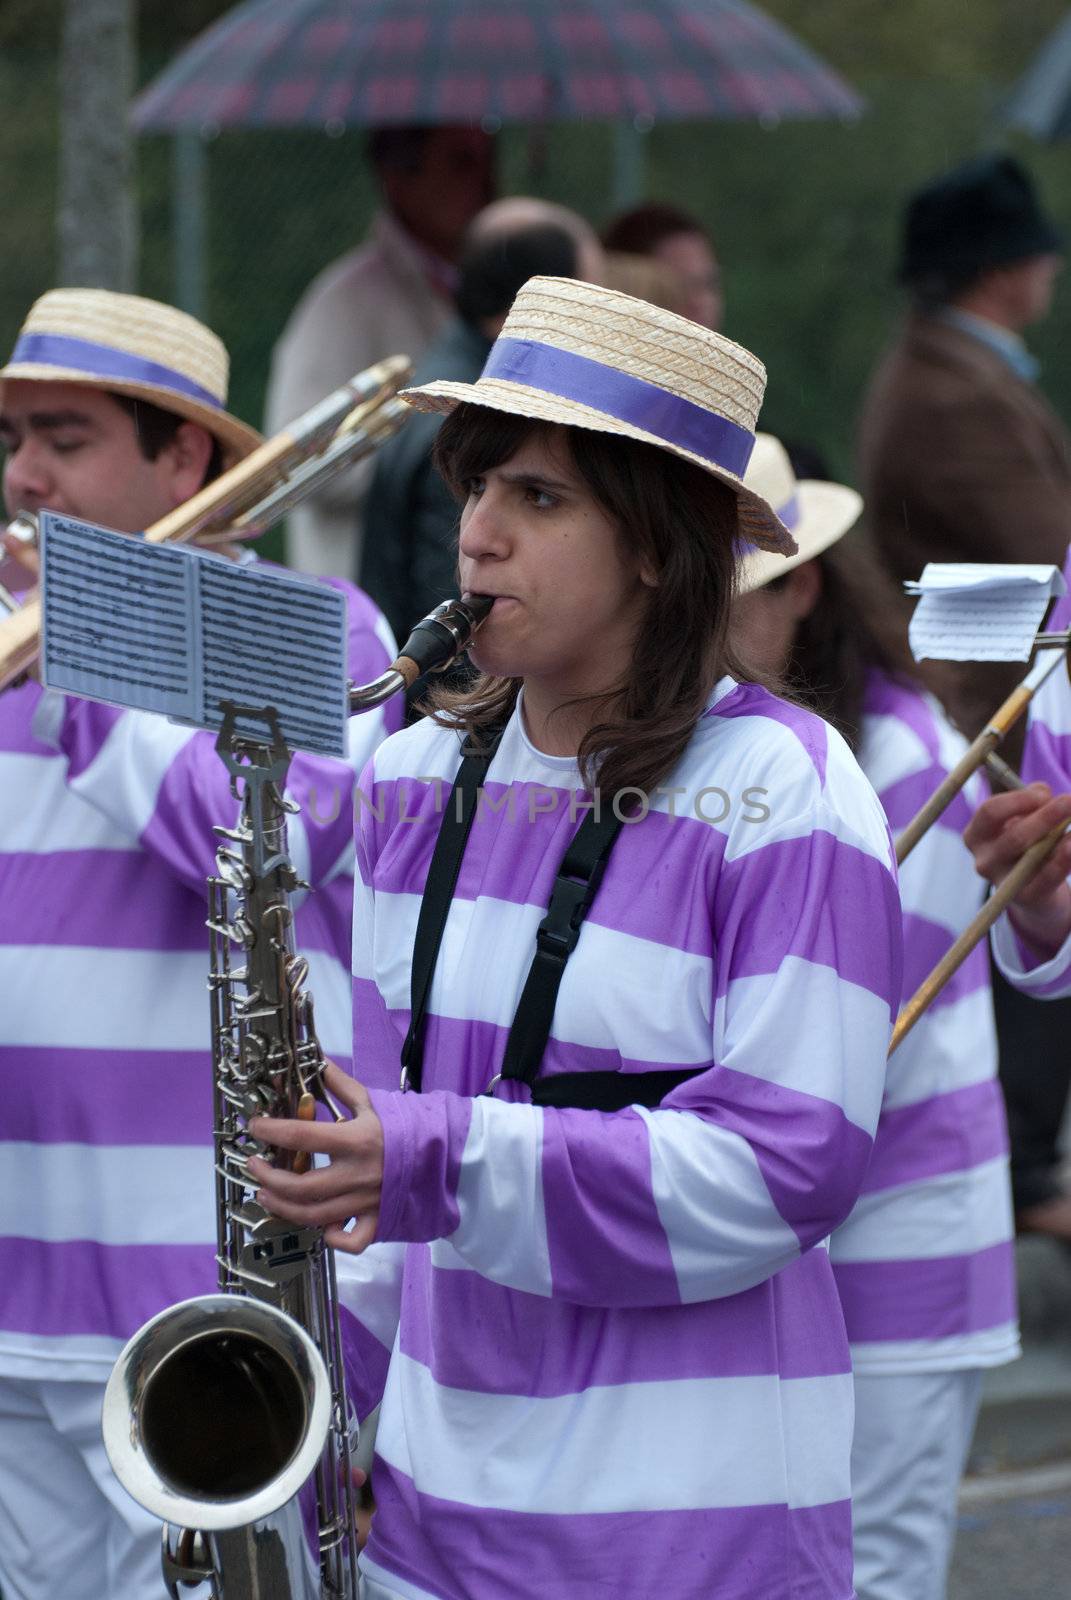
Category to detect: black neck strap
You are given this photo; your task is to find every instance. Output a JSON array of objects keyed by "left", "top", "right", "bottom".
[
  {"left": 400, "top": 734, "right": 498, "bottom": 1093},
  {"left": 400, "top": 732, "right": 703, "bottom": 1112}
]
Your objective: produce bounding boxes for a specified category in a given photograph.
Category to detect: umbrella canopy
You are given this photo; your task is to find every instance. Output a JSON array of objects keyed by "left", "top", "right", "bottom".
[
  {"left": 1002, "top": 11, "right": 1071, "bottom": 141},
  {"left": 132, "top": 0, "right": 863, "bottom": 131}
]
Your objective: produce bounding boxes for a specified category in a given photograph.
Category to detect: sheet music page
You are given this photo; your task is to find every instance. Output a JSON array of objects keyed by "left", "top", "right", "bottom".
[
  {"left": 40, "top": 513, "right": 349, "bottom": 755},
  {"left": 906, "top": 562, "right": 1066, "bottom": 663},
  {"left": 39, "top": 511, "right": 197, "bottom": 718},
  {"left": 194, "top": 555, "right": 348, "bottom": 757}
]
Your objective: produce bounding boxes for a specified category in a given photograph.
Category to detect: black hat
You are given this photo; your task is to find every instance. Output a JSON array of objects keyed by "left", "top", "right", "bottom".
[{"left": 898, "top": 154, "right": 1063, "bottom": 288}]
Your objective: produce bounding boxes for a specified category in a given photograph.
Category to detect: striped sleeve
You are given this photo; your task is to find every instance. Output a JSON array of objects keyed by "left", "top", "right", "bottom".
[
  {"left": 365, "top": 790, "right": 901, "bottom": 1310},
  {"left": 990, "top": 549, "right": 1071, "bottom": 998}
]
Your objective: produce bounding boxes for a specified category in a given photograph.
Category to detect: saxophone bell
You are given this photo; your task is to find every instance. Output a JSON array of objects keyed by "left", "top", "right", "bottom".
[{"left": 103, "top": 1294, "right": 331, "bottom": 1598}]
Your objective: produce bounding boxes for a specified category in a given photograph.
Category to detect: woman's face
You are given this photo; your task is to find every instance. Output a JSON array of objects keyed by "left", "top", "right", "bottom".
[{"left": 457, "top": 427, "right": 655, "bottom": 706}]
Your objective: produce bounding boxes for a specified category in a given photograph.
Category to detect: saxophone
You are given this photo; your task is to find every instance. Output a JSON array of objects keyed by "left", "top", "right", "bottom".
[{"left": 102, "top": 596, "right": 493, "bottom": 1599}]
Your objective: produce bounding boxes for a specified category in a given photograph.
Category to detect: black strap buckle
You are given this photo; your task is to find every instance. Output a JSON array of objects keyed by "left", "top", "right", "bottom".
[{"left": 535, "top": 875, "right": 592, "bottom": 960}]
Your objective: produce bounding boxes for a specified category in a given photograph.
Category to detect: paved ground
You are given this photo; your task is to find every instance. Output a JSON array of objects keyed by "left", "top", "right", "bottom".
[
  {"left": 951, "top": 1467, "right": 1071, "bottom": 1599},
  {"left": 948, "top": 1235, "right": 1071, "bottom": 1597}
]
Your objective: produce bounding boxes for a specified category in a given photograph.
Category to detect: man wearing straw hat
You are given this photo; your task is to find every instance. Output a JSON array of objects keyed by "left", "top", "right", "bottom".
[
  {"left": 0, "top": 287, "right": 402, "bottom": 1600},
  {"left": 252, "top": 276, "right": 902, "bottom": 1600}
]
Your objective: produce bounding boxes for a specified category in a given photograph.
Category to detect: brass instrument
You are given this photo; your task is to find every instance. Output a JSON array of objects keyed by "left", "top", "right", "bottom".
[
  {"left": 0, "top": 357, "right": 412, "bottom": 692},
  {"left": 102, "top": 596, "right": 493, "bottom": 1599}
]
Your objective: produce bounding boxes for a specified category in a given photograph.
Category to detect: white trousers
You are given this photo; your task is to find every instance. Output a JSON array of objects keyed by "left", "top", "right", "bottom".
[
  {"left": 851, "top": 1368, "right": 983, "bottom": 1600},
  {"left": 0, "top": 1374, "right": 169, "bottom": 1600}
]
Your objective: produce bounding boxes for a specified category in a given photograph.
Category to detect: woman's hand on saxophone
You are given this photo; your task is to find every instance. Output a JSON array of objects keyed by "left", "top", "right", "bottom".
[{"left": 248, "top": 1064, "right": 384, "bottom": 1254}]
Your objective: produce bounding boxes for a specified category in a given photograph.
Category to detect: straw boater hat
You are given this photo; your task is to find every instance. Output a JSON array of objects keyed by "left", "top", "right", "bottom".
[
  {"left": 403, "top": 275, "right": 796, "bottom": 556},
  {"left": 0, "top": 288, "right": 261, "bottom": 465},
  {"left": 735, "top": 434, "right": 862, "bottom": 594}
]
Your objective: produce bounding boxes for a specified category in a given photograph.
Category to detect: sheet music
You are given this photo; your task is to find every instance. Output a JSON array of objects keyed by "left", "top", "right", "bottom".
[
  {"left": 906, "top": 562, "right": 1066, "bottom": 663},
  {"left": 40, "top": 514, "right": 197, "bottom": 718},
  {"left": 40, "top": 512, "right": 348, "bottom": 756}
]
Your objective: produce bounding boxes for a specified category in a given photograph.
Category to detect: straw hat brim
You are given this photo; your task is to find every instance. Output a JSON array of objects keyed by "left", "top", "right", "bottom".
[
  {"left": 736, "top": 480, "right": 862, "bottom": 594},
  {"left": 403, "top": 376, "right": 797, "bottom": 557},
  {"left": 0, "top": 361, "right": 262, "bottom": 465}
]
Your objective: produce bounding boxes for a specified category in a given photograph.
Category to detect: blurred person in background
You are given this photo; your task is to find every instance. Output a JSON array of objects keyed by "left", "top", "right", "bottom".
[
  {"left": 601, "top": 200, "right": 723, "bottom": 330},
  {"left": 859, "top": 153, "right": 1068, "bottom": 743},
  {"left": 361, "top": 198, "right": 603, "bottom": 647},
  {"left": 733, "top": 437, "right": 1018, "bottom": 1600},
  {"left": 601, "top": 250, "right": 691, "bottom": 316},
  {"left": 266, "top": 124, "right": 496, "bottom": 580},
  {"left": 858, "top": 152, "right": 1071, "bottom": 1243}
]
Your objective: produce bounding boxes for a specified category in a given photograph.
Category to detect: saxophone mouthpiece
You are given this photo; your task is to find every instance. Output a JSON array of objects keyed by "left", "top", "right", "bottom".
[{"left": 392, "top": 595, "right": 494, "bottom": 687}]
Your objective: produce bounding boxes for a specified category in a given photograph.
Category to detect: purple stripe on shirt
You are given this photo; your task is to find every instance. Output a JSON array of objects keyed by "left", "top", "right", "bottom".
[
  {"left": 712, "top": 681, "right": 829, "bottom": 784},
  {"left": 899, "top": 910, "right": 989, "bottom": 1012},
  {"left": 367, "top": 1458, "right": 852, "bottom": 1600},
  {"left": 363, "top": 776, "right": 729, "bottom": 956},
  {"left": 861, "top": 1078, "right": 1009, "bottom": 1196},
  {"left": 139, "top": 735, "right": 240, "bottom": 883},
  {"left": 834, "top": 1240, "right": 1016, "bottom": 1345},
  {"left": 1022, "top": 720, "right": 1071, "bottom": 790},
  {"left": 878, "top": 764, "right": 975, "bottom": 834},
  {"left": 338, "top": 1302, "right": 393, "bottom": 1423},
  {"left": 0, "top": 850, "right": 207, "bottom": 951},
  {"left": 370, "top": 1088, "right": 473, "bottom": 1245},
  {"left": 542, "top": 1104, "right": 682, "bottom": 1306},
  {"left": 668, "top": 1063, "right": 873, "bottom": 1248},
  {"left": 0, "top": 1236, "right": 217, "bottom": 1340},
  {"left": 0, "top": 684, "right": 54, "bottom": 754},
  {"left": 714, "top": 829, "right": 903, "bottom": 1011},
  {"left": 399, "top": 1246, "right": 849, "bottom": 1394},
  {"left": 54, "top": 697, "right": 124, "bottom": 781},
  {"left": 863, "top": 669, "right": 941, "bottom": 759},
  {"left": 0, "top": 1046, "right": 212, "bottom": 1144}
]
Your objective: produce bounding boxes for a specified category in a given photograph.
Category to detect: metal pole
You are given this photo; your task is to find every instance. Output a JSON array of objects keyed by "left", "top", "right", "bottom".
[
  {"left": 173, "top": 131, "right": 207, "bottom": 319},
  {"left": 58, "top": 0, "right": 136, "bottom": 289},
  {"left": 611, "top": 120, "right": 648, "bottom": 209}
]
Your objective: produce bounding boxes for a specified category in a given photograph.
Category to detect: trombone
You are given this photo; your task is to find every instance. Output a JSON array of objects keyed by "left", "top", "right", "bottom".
[{"left": 0, "top": 355, "right": 413, "bottom": 693}]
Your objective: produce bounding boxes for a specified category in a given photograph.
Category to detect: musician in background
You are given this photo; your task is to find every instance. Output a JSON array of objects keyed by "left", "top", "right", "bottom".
[
  {"left": 963, "top": 556, "right": 1071, "bottom": 996},
  {"left": 601, "top": 200, "right": 724, "bottom": 330},
  {"left": 0, "top": 288, "right": 402, "bottom": 1600},
  {"left": 859, "top": 153, "right": 1071, "bottom": 1247},
  {"left": 251, "top": 277, "right": 902, "bottom": 1600},
  {"left": 361, "top": 197, "right": 603, "bottom": 645},
  {"left": 731, "top": 439, "right": 1018, "bottom": 1600},
  {"left": 267, "top": 124, "right": 497, "bottom": 581}
]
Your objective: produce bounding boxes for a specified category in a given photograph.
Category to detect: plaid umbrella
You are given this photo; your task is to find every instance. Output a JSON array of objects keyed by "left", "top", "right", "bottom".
[{"left": 132, "top": 0, "right": 863, "bottom": 131}]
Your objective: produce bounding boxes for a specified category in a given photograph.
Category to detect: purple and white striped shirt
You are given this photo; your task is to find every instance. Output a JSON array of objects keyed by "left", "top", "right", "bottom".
[
  {"left": 830, "top": 671, "right": 1017, "bottom": 1374},
  {"left": 0, "top": 577, "right": 401, "bottom": 1382},
  {"left": 992, "top": 552, "right": 1071, "bottom": 996},
  {"left": 338, "top": 679, "right": 901, "bottom": 1600}
]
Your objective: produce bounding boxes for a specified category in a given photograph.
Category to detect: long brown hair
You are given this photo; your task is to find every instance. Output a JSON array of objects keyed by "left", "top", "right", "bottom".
[
  {"left": 427, "top": 405, "right": 760, "bottom": 798},
  {"left": 774, "top": 535, "right": 919, "bottom": 752}
]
